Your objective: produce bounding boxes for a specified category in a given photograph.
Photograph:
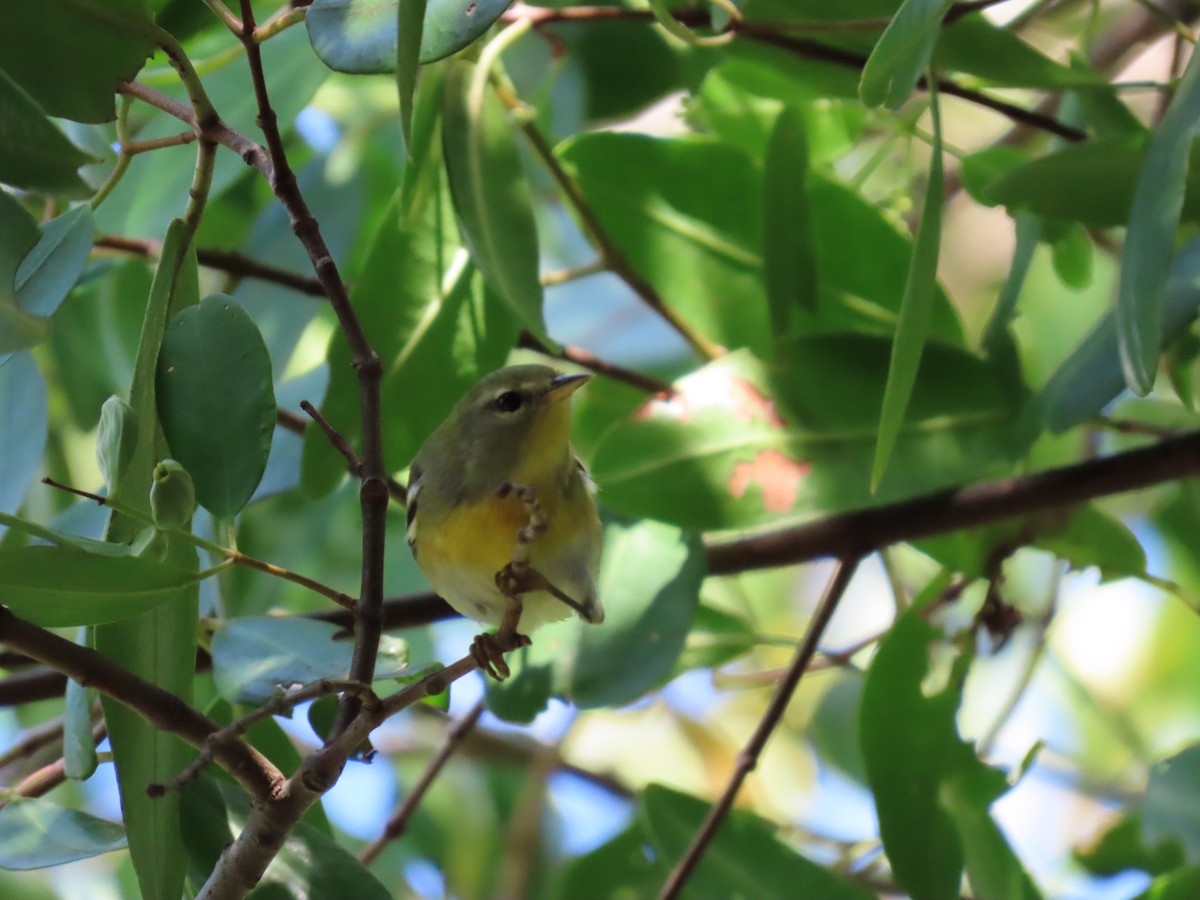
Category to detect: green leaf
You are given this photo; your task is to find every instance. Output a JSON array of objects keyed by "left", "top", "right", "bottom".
[
  {"left": 306, "top": 0, "right": 514, "bottom": 71},
  {"left": 763, "top": 105, "right": 817, "bottom": 337},
  {"left": 1038, "top": 506, "right": 1146, "bottom": 581},
  {"left": 1047, "top": 220, "right": 1093, "bottom": 291},
  {"left": 860, "top": 609, "right": 1041, "bottom": 900},
  {"left": 0, "top": 190, "right": 45, "bottom": 358},
  {"left": 571, "top": 521, "right": 704, "bottom": 708},
  {"left": 872, "top": 88, "right": 945, "bottom": 490},
  {"left": 0, "top": 70, "right": 94, "bottom": 195},
  {"left": 592, "top": 339, "right": 1020, "bottom": 532},
  {"left": 97, "top": 219, "right": 199, "bottom": 900},
  {"left": 984, "top": 135, "right": 1200, "bottom": 228},
  {"left": 860, "top": 611, "right": 965, "bottom": 899},
  {"left": 210, "top": 617, "right": 407, "bottom": 705},
  {"left": 443, "top": 60, "right": 545, "bottom": 333},
  {"left": 1145, "top": 744, "right": 1200, "bottom": 863},
  {"left": 1117, "top": 48, "right": 1200, "bottom": 394},
  {"left": 559, "top": 132, "right": 961, "bottom": 356},
  {"left": 15, "top": 205, "right": 95, "bottom": 317},
  {"left": 559, "top": 132, "right": 770, "bottom": 356},
  {"left": 397, "top": 0, "right": 427, "bottom": 155},
  {"left": 0, "top": 355, "right": 48, "bottom": 539},
  {"left": 0, "top": 1, "right": 156, "bottom": 123},
  {"left": 0, "top": 798, "right": 125, "bottom": 870},
  {"left": 0, "top": 547, "right": 197, "bottom": 626},
  {"left": 1021, "top": 235, "right": 1200, "bottom": 437},
  {"left": 1134, "top": 866, "right": 1200, "bottom": 900},
  {"left": 558, "top": 823, "right": 667, "bottom": 900},
  {"left": 809, "top": 671, "right": 867, "bottom": 783},
  {"left": 1075, "top": 814, "right": 1185, "bottom": 878},
  {"left": 97, "top": 395, "right": 140, "bottom": 497},
  {"left": 641, "top": 784, "right": 874, "bottom": 899},
  {"left": 64, "top": 625, "right": 98, "bottom": 781},
  {"left": 936, "top": 15, "right": 1098, "bottom": 90},
  {"left": 859, "top": 0, "right": 953, "bottom": 109},
  {"left": 157, "top": 295, "right": 275, "bottom": 519}
]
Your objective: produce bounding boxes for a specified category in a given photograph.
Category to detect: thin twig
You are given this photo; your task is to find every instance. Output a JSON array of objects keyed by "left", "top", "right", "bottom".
[
  {"left": 115, "top": 80, "right": 271, "bottom": 177},
  {"left": 705, "top": 429, "right": 1200, "bottom": 574},
  {"left": 300, "top": 400, "right": 363, "bottom": 475},
  {"left": 499, "top": 4, "right": 1086, "bottom": 142},
  {"left": 94, "top": 234, "right": 326, "bottom": 296},
  {"left": 659, "top": 557, "right": 863, "bottom": 899},
  {"left": 0, "top": 721, "right": 107, "bottom": 807},
  {"left": 0, "top": 607, "right": 283, "bottom": 801},
  {"left": 359, "top": 699, "right": 485, "bottom": 866},
  {"left": 151, "top": 679, "right": 373, "bottom": 796},
  {"left": 277, "top": 407, "right": 408, "bottom": 503},
  {"left": 516, "top": 331, "right": 675, "bottom": 395},
  {"left": 41, "top": 477, "right": 358, "bottom": 611},
  {"left": 236, "top": 0, "right": 389, "bottom": 740}
]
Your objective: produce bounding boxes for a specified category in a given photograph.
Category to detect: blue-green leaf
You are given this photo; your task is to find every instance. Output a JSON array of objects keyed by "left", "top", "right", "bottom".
[
  {"left": 0, "top": 799, "right": 125, "bottom": 870},
  {"left": 156, "top": 295, "right": 275, "bottom": 519},
  {"left": 0, "top": 69, "right": 94, "bottom": 195},
  {"left": 306, "top": 0, "right": 513, "bottom": 71}
]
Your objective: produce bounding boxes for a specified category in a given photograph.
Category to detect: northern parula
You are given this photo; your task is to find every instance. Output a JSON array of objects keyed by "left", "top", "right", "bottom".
[{"left": 406, "top": 365, "right": 604, "bottom": 674}]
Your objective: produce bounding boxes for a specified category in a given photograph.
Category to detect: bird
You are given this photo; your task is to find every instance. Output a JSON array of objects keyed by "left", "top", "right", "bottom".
[{"left": 405, "top": 364, "right": 604, "bottom": 678}]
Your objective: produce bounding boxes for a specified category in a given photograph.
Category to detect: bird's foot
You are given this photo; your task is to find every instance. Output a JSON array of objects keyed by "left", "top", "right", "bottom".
[{"left": 470, "top": 629, "right": 531, "bottom": 681}]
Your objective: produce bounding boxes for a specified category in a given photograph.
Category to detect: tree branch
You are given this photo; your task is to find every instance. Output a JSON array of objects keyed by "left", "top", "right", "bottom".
[
  {"left": 0, "top": 608, "right": 283, "bottom": 801},
  {"left": 706, "top": 429, "right": 1200, "bottom": 574},
  {"left": 235, "top": 0, "right": 388, "bottom": 739},
  {"left": 659, "top": 557, "right": 863, "bottom": 900},
  {"left": 359, "top": 699, "right": 485, "bottom": 866}
]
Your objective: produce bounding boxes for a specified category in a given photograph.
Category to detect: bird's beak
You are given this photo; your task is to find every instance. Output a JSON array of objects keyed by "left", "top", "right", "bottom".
[{"left": 547, "top": 372, "right": 592, "bottom": 401}]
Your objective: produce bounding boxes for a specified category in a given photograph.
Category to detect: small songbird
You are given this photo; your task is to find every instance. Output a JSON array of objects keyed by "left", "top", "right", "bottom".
[{"left": 406, "top": 365, "right": 604, "bottom": 678}]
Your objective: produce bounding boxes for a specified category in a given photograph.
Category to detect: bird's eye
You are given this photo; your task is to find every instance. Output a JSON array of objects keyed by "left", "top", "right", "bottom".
[{"left": 493, "top": 390, "right": 524, "bottom": 413}]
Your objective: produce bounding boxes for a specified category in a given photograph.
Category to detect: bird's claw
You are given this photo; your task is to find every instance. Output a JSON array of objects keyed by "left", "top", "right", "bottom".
[{"left": 470, "top": 630, "right": 531, "bottom": 681}]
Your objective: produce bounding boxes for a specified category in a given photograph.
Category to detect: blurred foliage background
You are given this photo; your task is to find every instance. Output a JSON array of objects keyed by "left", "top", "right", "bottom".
[{"left": 4, "top": 0, "right": 1200, "bottom": 898}]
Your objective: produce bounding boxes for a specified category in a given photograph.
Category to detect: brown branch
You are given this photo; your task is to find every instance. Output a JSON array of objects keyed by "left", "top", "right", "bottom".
[
  {"left": 115, "top": 80, "right": 271, "bottom": 177},
  {"left": 0, "top": 607, "right": 283, "bottom": 801},
  {"left": 276, "top": 408, "right": 408, "bottom": 504},
  {"left": 705, "top": 429, "right": 1200, "bottom": 574},
  {"left": 359, "top": 699, "right": 485, "bottom": 866},
  {"left": 95, "top": 234, "right": 326, "bottom": 296},
  {"left": 500, "top": 4, "right": 1086, "bottom": 142},
  {"left": 658, "top": 557, "right": 862, "bottom": 900},
  {"left": 10, "top": 432, "right": 1200, "bottom": 710},
  {"left": 516, "top": 331, "right": 675, "bottom": 395},
  {"left": 0, "top": 593, "right": 459, "bottom": 709},
  {"left": 235, "top": 0, "right": 389, "bottom": 740},
  {"left": 151, "top": 679, "right": 373, "bottom": 796},
  {"left": 0, "top": 722, "right": 107, "bottom": 806}
]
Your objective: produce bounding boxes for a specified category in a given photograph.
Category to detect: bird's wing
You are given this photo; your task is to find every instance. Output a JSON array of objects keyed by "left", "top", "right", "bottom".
[{"left": 406, "top": 463, "right": 422, "bottom": 554}]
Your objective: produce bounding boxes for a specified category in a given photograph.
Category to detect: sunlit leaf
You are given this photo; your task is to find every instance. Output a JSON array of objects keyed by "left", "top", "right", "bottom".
[
  {"left": 443, "top": 60, "right": 544, "bottom": 333},
  {"left": 0, "top": 547, "right": 197, "bottom": 626}
]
